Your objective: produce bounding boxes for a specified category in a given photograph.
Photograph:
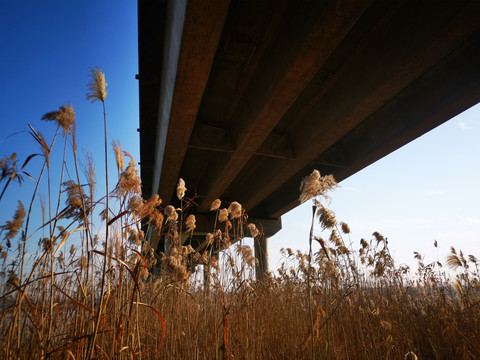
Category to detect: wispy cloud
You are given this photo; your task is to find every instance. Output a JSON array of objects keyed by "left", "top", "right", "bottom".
[
  {"left": 440, "top": 211, "right": 480, "bottom": 225},
  {"left": 424, "top": 189, "right": 445, "bottom": 196},
  {"left": 458, "top": 121, "right": 472, "bottom": 130},
  {"left": 341, "top": 186, "right": 360, "bottom": 192}
]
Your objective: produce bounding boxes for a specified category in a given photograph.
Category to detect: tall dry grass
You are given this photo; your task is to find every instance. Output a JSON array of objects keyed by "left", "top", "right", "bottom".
[{"left": 0, "top": 70, "right": 479, "bottom": 359}]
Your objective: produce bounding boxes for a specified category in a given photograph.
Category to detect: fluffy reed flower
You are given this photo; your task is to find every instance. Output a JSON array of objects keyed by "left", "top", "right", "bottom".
[
  {"left": 182, "top": 245, "right": 195, "bottom": 257},
  {"left": 79, "top": 256, "right": 87, "bottom": 270},
  {"left": 248, "top": 223, "right": 259, "bottom": 238},
  {"left": 329, "top": 230, "right": 343, "bottom": 248},
  {"left": 62, "top": 180, "right": 89, "bottom": 220},
  {"left": 446, "top": 247, "right": 462, "bottom": 269},
  {"left": 360, "top": 238, "right": 368, "bottom": 249},
  {"left": 127, "top": 228, "right": 140, "bottom": 245},
  {"left": 317, "top": 206, "right": 336, "bottom": 230},
  {"left": 340, "top": 222, "right": 351, "bottom": 234},
  {"left": 0, "top": 153, "right": 17, "bottom": 182},
  {"left": 218, "top": 208, "right": 229, "bottom": 222},
  {"left": 41, "top": 104, "right": 75, "bottom": 135},
  {"left": 138, "top": 266, "right": 149, "bottom": 282},
  {"left": 112, "top": 140, "right": 124, "bottom": 173},
  {"left": 372, "top": 231, "right": 385, "bottom": 243},
  {"left": 150, "top": 210, "right": 164, "bottom": 229},
  {"left": 176, "top": 178, "right": 187, "bottom": 200},
  {"left": 228, "top": 201, "right": 242, "bottom": 219},
  {"left": 185, "top": 214, "right": 196, "bottom": 232},
  {"left": 128, "top": 195, "right": 143, "bottom": 214},
  {"left": 206, "top": 233, "right": 214, "bottom": 246},
  {"left": 117, "top": 151, "right": 141, "bottom": 196},
  {"left": 469, "top": 254, "right": 478, "bottom": 264},
  {"left": 135, "top": 194, "right": 162, "bottom": 219},
  {"left": 237, "top": 244, "right": 255, "bottom": 266},
  {"left": 83, "top": 151, "right": 95, "bottom": 203},
  {"left": 299, "top": 169, "right": 337, "bottom": 203},
  {"left": 42, "top": 238, "right": 54, "bottom": 252},
  {"left": 210, "top": 199, "right": 221, "bottom": 211},
  {"left": 164, "top": 205, "right": 178, "bottom": 222},
  {"left": 1, "top": 201, "right": 26, "bottom": 246},
  {"left": 86, "top": 67, "right": 107, "bottom": 103},
  {"left": 161, "top": 253, "right": 189, "bottom": 283},
  {"left": 210, "top": 256, "right": 220, "bottom": 272}
]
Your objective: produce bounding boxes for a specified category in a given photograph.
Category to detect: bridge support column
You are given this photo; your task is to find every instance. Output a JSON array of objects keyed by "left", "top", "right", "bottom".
[
  {"left": 254, "top": 235, "right": 269, "bottom": 281},
  {"left": 203, "top": 264, "right": 211, "bottom": 292}
]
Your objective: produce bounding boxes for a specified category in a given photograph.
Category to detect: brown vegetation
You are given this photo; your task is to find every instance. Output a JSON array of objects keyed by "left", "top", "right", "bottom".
[{"left": 0, "top": 71, "right": 478, "bottom": 359}]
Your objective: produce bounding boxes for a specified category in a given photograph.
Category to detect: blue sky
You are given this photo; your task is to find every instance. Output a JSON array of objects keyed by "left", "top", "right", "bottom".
[
  {"left": 0, "top": 2, "right": 139, "bottom": 258},
  {"left": 269, "top": 106, "right": 480, "bottom": 271},
  {"left": 1, "top": 2, "right": 478, "bottom": 273}
]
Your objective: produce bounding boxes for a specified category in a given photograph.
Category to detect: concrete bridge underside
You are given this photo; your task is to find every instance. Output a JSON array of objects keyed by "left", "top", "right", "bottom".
[{"left": 137, "top": 0, "right": 480, "bottom": 277}]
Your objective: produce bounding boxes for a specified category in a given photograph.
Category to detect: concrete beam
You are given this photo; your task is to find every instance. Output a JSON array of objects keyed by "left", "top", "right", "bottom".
[
  {"left": 242, "top": 1, "right": 480, "bottom": 213},
  {"left": 153, "top": 0, "right": 230, "bottom": 204},
  {"left": 198, "top": 0, "right": 373, "bottom": 212}
]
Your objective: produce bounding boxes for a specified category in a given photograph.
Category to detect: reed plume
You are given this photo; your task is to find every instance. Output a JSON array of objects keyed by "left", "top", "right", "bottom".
[{"left": 86, "top": 67, "right": 107, "bottom": 103}]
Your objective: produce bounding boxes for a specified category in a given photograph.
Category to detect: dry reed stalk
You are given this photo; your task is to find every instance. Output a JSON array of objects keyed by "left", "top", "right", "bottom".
[
  {"left": 2, "top": 72, "right": 480, "bottom": 359},
  {"left": 86, "top": 67, "right": 108, "bottom": 360}
]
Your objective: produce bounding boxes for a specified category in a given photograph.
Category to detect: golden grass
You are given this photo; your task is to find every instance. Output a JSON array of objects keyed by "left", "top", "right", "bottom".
[{"left": 0, "top": 71, "right": 479, "bottom": 359}]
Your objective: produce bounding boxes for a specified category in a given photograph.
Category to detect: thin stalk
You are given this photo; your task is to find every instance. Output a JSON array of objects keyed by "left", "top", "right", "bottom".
[
  {"left": 47, "top": 144, "right": 54, "bottom": 345},
  {"left": 87, "top": 100, "right": 108, "bottom": 359},
  {"left": 8, "top": 128, "right": 59, "bottom": 355},
  {"left": 307, "top": 205, "right": 316, "bottom": 360},
  {"left": 0, "top": 177, "right": 13, "bottom": 201},
  {"left": 71, "top": 122, "right": 94, "bottom": 338}
]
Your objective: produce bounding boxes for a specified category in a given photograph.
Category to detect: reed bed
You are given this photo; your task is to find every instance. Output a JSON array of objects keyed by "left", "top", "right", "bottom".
[{"left": 0, "top": 70, "right": 478, "bottom": 360}]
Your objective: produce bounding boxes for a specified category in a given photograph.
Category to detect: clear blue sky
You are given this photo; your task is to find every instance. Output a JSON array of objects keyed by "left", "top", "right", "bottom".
[
  {"left": 1, "top": 2, "right": 478, "bottom": 272},
  {"left": 0, "top": 2, "right": 139, "bottom": 258},
  {"left": 269, "top": 105, "right": 480, "bottom": 271}
]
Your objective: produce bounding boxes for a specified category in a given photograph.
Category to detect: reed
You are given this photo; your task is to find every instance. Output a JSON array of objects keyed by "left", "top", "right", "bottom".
[{"left": 0, "top": 71, "right": 478, "bottom": 359}]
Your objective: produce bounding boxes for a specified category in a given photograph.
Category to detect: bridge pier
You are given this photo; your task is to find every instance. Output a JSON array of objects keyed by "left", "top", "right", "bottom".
[{"left": 254, "top": 235, "right": 269, "bottom": 281}]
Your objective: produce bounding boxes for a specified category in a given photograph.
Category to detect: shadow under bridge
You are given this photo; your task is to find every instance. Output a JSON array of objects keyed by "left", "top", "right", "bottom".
[{"left": 137, "top": 0, "right": 480, "bottom": 279}]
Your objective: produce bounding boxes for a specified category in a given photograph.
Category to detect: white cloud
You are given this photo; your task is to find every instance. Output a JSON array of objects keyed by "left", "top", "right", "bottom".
[
  {"left": 458, "top": 121, "right": 472, "bottom": 130},
  {"left": 424, "top": 189, "right": 445, "bottom": 196},
  {"left": 341, "top": 185, "right": 360, "bottom": 192}
]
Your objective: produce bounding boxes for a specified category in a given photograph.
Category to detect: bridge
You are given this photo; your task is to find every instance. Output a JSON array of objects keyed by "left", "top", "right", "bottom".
[{"left": 137, "top": 0, "right": 480, "bottom": 278}]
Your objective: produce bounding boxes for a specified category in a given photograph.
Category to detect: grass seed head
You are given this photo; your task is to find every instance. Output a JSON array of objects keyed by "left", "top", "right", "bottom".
[
  {"left": 1, "top": 201, "right": 26, "bottom": 246},
  {"left": 41, "top": 104, "right": 75, "bottom": 135},
  {"left": 248, "top": 223, "right": 259, "bottom": 238},
  {"left": 176, "top": 178, "right": 187, "bottom": 200},
  {"left": 117, "top": 151, "right": 141, "bottom": 196},
  {"left": 164, "top": 205, "right": 178, "bottom": 222},
  {"left": 185, "top": 214, "right": 196, "bottom": 232},
  {"left": 210, "top": 198, "right": 221, "bottom": 211},
  {"left": 317, "top": 206, "right": 336, "bottom": 230},
  {"left": 86, "top": 67, "right": 107, "bottom": 103},
  {"left": 299, "top": 170, "right": 337, "bottom": 203},
  {"left": 340, "top": 222, "right": 351, "bottom": 234},
  {"left": 112, "top": 140, "right": 124, "bottom": 173},
  {"left": 228, "top": 201, "right": 242, "bottom": 219},
  {"left": 218, "top": 208, "right": 229, "bottom": 222}
]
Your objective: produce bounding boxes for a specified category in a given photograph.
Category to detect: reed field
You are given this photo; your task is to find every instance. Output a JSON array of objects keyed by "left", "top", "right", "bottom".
[{"left": 0, "top": 69, "right": 479, "bottom": 360}]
